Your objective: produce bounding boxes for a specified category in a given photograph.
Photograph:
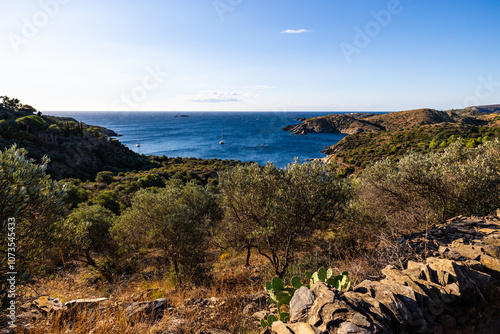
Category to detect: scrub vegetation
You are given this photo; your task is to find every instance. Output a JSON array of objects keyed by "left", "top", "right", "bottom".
[{"left": 3, "top": 97, "right": 500, "bottom": 332}]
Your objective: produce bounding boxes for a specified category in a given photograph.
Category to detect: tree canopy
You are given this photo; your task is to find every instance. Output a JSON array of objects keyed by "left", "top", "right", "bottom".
[
  {"left": 219, "top": 161, "right": 352, "bottom": 277},
  {"left": 112, "top": 180, "right": 219, "bottom": 284}
]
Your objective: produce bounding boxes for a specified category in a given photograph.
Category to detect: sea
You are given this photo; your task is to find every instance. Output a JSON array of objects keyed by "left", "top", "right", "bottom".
[{"left": 45, "top": 111, "right": 347, "bottom": 168}]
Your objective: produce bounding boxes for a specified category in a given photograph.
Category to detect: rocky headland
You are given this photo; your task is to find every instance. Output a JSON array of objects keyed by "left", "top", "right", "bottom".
[
  {"left": 282, "top": 107, "right": 500, "bottom": 136},
  {"left": 282, "top": 113, "right": 383, "bottom": 135},
  {"left": 282, "top": 105, "right": 500, "bottom": 169}
]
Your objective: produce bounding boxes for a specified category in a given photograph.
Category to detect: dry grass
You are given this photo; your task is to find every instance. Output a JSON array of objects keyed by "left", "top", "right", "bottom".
[
  {"left": 14, "top": 252, "right": 265, "bottom": 334},
  {"left": 12, "top": 244, "right": 394, "bottom": 333}
]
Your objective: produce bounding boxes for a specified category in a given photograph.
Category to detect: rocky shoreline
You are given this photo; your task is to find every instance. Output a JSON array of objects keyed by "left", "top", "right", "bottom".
[{"left": 282, "top": 113, "right": 380, "bottom": 135}]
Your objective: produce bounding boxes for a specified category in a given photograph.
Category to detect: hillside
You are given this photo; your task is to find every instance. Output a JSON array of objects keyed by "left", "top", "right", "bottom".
[
  {"left": 282, "top": 113, "right": 383, "bottom": 135},
  {"left": 465, "top": 104, "right": 500, "bottom": 114},
  {"left": 283, "top": 106, "right": 500, "bottom": 171},
  {"left": 282, "top": 108, "right": 492, "bottom": 135},
  {"left": 0, "top": 96, "right": 153, "bottom": 180}
]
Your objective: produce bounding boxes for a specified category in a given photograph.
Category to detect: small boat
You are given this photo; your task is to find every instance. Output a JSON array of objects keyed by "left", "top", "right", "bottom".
[
  {"left": 219, "top": 131, "right": 225, "bottom": 145},
  {"left": 135, "top": 131, "right": 141, "bottom": 147}
]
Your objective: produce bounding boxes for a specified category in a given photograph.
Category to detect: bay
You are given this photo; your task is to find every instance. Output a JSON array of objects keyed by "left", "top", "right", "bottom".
[{"left": 45, "top": 111, "right": 347, "bottom": 168}]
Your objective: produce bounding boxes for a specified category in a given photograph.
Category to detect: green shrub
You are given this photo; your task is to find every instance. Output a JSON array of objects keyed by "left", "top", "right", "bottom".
[
  {"left": 112, "top": 180, "right": 219, "bottom": 285},
  {"left": 92, "top": 191, "right": 120, "bottom": 214},
  {"left": 95, "top": 171, "right": 115, "bottom": 184},
  {"left": 0, "top": 145, "right": 68, "bottom": 310},
  {"left": 219, "top": 160, "right": 352, "bottom": 278},
  {"left": 62, "top": 204, "right": 115, "bottom": 267},
  {"left": 357, "top": 140, "right": 500, "bottom": 234}
]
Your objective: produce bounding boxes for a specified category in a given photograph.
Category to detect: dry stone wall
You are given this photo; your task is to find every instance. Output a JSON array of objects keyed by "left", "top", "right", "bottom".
[{"left": 270, "top": 216, "right": 500, "bottom": 334}]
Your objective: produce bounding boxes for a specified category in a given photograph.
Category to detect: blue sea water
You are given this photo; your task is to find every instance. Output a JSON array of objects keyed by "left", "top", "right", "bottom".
[{"left": 45, "top": 111, "right": 347, "bottom": 168}]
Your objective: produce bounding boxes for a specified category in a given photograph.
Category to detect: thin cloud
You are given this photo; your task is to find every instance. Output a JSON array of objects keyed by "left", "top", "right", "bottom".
[
  {"left": 281, "top": 29, "right": 311, "bottom": 34},
  {"left": 190, "top": 91, "right": 243, "bottom": 103}
]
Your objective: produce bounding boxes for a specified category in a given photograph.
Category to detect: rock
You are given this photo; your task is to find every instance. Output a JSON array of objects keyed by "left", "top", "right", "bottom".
[
  {"left": 294, "top": 129, "right": 308, "bottom": 135},
  {"left": 32, "top": 296, "right": 66, "bottom": 314},
  {"left": 272, "top": 321, "right": 323, "bottom": 334},
  {"left": 290, "top": 286, "right": 315, "bottom": 323},
  {"left": 304, "top": 282, "right": 391, "bottom": 333},
  {"left": 242, "top": 302, "right": 258, "bottom": 316},
  {"left": 271, "top": 321, "right": 293, "bottom": 334},
  {"left": 337, "top": 322, "right": 371, "bottom": 334},
  {"left": 253, "top": 311, "right": 269, "bottom": 321},
  {"left": 288, "top": 322, "right": 323, "bottom": 334},
  {"left": 270, "top": 216, "right": 500, "bottom": 334},
  {"left": 65, "top": 297, "right": 108, "bottom": 310},
  {"left": 354, "top": 280, "right": 414, "bottom": 331},
  {"left": 125, "top": 298, "right": 169, "bottom": 321}
]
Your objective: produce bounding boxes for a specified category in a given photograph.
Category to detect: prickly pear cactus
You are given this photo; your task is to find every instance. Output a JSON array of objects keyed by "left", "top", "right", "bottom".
[
  {"left": 261, "top": 269, "right": 352, "bottom": 328},
  {"left": 305, "top": 268, "right": 351, "bottom": 291},
  {"left": 261, "top": 276, "right": 302, "bottom": 327}
]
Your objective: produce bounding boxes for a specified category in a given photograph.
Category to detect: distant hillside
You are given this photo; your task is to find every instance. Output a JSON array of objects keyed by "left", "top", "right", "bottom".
[
  {"left": 364, "top": 108, "right": 456, "bottom": 130},
  {"left": 283, "top": 106, "right": 500, "bottom": 174},
  {"left": 282, "top": 113, "right": 383, "bottom": 135},
  {"left": 282, "top": 108, "right": 489, "bottom": 135},
  {"left": 0, "top": 96, "right": 153, "bottom": 180},
  {"left": 465, "top": 104, "right": 500, "bottom": 114}
]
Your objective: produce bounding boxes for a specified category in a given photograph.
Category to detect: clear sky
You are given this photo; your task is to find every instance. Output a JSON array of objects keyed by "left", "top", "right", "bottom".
[{"left": 1, "top": 0, "right": 499, "bottom": 112}]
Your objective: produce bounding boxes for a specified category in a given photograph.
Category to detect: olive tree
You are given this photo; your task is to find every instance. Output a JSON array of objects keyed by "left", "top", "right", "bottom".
[
  {"left": 219, "top": 161, "right": 351, "bottom": 278},
  {"left": 112, "top": 180, "right": 219, "bottom": 284},
  {"left": 357, "top": 140, "right": 500, "bottom": 235},
  {"left": 0, "top": 145, "right": 68, "bottom": 267},
  {"left": 63, "top": 204, "right": 115, "bottom": 267},
  {"left": 1, "top": 145, "right": 68, "bottom": 309}
]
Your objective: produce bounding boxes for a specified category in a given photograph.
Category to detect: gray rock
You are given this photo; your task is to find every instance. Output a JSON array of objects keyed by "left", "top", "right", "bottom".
[
  {"left": 65, "top": 297, "right": 108, "bottom": 310},
  {"left": 272, "top": 321, "right": 324, "bottom": 334},
  {"left": 125, "top": 298, "right": 169, "bottom": 321},
  {"left": 290, "top": 286, "right": 315, "bottom": 323},
  {"left": 337, "top": 322, "right": 371, "bottom": 334}
]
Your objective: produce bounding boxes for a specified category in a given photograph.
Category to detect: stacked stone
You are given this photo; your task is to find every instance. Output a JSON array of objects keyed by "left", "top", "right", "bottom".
[{"left": 269, "top": 216, "right": 500, "bottom": 334}]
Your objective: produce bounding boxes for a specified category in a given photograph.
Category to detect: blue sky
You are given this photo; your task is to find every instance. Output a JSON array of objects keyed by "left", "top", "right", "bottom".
[{"left": 1, "top": 0, "right": 499, "bottom": 112}]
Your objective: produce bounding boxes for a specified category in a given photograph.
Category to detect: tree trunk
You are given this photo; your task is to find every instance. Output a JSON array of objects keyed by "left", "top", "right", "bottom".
[
  {"left": 173, "top": 259, "right": 181, "bottom": 286},
  {"left": 84, "top": 249, "right": 96, "bottom": 267},
  {"left": 245, "top": 244, "right": 251, "bottom": 267}
]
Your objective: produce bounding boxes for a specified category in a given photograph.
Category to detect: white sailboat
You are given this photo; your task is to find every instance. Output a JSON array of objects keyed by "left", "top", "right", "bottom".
[
  {"left": 135, "top": 131, "right": 141, "bottom": 147},
  {"left": 219, "top": 131, "right": 225, "bottom": 145}
]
